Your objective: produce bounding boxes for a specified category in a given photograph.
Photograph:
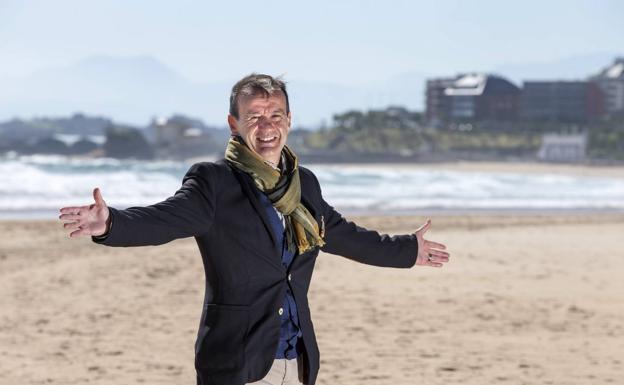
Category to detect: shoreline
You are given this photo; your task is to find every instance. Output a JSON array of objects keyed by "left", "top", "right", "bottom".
[
  {"left": 7, "top": 153, "right": 624, "bottom": 178},
  {"left": 305, "top": 160, "right": 624, "bottom": 178}
]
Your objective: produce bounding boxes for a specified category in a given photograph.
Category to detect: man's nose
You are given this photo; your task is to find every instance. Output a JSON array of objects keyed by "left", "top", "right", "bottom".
[{"left": 257, "top": 116, "right": 275, "bottom": 129}]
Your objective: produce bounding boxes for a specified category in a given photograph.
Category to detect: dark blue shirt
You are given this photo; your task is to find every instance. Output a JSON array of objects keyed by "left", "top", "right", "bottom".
[{"left": 255, "top": 190, "right": 303, "bottom": 359}]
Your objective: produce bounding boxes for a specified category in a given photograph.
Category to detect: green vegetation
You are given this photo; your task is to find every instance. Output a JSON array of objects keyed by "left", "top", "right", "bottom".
[
  {"left": 306, "top": 127, "right": 425, "bottom": 155},
  {"left": 433, "top": 131, "right": 540, "bottom": 152},
  {"left": 305, "top": 108, "right": 424, "bottom": 155},
  {"left": 298, "top": 107, "right": 623, "bottom": 162},
  {"left": 2, "top": 109, "right": 622, "bottom": 162},
  {"left": 104, "top": 125, "right": 154, "bottom": 159},
  {"left": 587, "top": 118, "right": 624, "bottom": 161},
  {"left": 303, "top": 107, "right": 540, "bottom": 157}
]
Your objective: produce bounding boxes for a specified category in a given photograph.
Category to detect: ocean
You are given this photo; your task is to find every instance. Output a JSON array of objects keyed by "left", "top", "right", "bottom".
[{"left": 1, "top": 154, "right": 624, "bottom": 219}]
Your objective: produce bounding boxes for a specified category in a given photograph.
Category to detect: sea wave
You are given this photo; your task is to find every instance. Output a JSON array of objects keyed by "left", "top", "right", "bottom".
[{"left": 1, "top": 155, "right": 623, "bottom": 218}]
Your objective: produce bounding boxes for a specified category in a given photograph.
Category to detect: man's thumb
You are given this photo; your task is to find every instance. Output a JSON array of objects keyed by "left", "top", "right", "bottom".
[
  {"left": 93, "top": 187, "right": 106, "bottom": 206},
  {"left": 416, "top": 218, "right": 431, "bottom": 234}
]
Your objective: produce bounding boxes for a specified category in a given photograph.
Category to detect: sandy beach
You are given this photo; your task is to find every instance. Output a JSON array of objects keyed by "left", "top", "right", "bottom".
[{"left": 1, "top": 212, "right": 623, "bottom": 385}]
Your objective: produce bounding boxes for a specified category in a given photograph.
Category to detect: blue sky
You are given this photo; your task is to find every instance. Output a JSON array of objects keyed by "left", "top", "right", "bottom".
[{"left": 1, "top": 0, "right": 622, "bottom": 85}]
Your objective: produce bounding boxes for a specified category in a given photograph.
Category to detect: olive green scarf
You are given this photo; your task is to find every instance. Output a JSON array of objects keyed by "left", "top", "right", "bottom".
[{"left": 224, "top": 136, "right": 325, "bottom": 254}]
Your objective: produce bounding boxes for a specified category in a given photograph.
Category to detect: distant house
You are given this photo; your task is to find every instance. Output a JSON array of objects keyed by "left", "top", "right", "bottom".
[
  {"left": 425, "top": 73, "right": 520, "bottom": 125},
  {"left": 148, "top": 115, "right": 220, "bottom": 159},
  {"left": 520, "top": 81, "right": 604, "bottom": 123},
  {"left": 537, "top": 133, "right": 587, "bottom": 162},
  {"left": 151, "top": 116, "right": 190, "bottom": 147},
  {"left": 590, "top": 58, "right": 624, "bottom": 117}
]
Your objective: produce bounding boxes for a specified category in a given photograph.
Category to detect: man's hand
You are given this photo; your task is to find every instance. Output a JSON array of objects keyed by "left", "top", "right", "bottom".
[
  {"left": 59, "top": 187, "right": 110, "bottom": 238},
  {"left": 414, "top": 219, "right": 449, "bottom": 268}
]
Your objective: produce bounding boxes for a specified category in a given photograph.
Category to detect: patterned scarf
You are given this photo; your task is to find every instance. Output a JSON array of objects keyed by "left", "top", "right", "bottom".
[{"left": 224, "top": 136, "right": 325, "bottom": 254}]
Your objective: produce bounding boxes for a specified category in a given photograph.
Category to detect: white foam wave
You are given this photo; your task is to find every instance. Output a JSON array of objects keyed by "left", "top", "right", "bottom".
[
  {"left": 0, "top": 155, "right": 187, "bottom": 212},
  {"left": 1, "top": 156, "right": 623, "bottom": 217}
]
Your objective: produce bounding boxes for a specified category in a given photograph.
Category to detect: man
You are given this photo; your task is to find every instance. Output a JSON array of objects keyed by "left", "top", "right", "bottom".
[{"left": 59, "top": 74, "right": 450, "bottom": 385}]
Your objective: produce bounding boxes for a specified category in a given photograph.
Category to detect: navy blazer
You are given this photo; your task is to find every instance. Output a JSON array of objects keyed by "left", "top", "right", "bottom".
[{"left": 94, "top": 159, "right": 418, "bottom": 385}]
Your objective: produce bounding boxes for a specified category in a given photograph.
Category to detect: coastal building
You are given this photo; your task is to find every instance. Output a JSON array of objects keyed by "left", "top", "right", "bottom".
[
  {"left": 425, "top": 73, "right": 520, "bottom": 124},
  {"left": 537, "top": 133, "right": 587, "bottom": 162},
  {"left": 520, "top": 81, "right": 604, "bottom": 123},
  {"left": 590, "top": 58, "right": 624, "bottom": 117},
  {"left": 148, "top": 115, "right": 220, "bottom": 159},
  {"left": 425, "top": 77, "right": 455, "bottom": 126}
]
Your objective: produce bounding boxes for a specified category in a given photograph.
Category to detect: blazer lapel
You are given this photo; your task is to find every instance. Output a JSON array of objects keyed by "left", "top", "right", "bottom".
[
  {"left": 300, "top": 183, "right": 320, "bottom": 220},
  {"left": 231, "top": 169, "right": 279, "bottom": 249}
]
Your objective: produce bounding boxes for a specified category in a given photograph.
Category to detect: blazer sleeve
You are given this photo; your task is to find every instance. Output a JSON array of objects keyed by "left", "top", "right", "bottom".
[
  {"left": 92, "top": 162, "right": 218, "bottom": 247},
  {"left": 309, "top": 171, "right": 418, "bottom": 268}
]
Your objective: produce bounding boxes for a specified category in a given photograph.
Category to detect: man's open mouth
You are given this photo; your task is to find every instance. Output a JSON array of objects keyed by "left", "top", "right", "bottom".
[{"left": 257, "top": 136, "right": 278, "bottom": 144}]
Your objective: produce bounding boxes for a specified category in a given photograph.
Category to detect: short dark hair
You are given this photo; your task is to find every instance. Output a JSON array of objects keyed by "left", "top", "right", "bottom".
[{"left": 229, "top": 73, "right": 290, "bottom": 119}]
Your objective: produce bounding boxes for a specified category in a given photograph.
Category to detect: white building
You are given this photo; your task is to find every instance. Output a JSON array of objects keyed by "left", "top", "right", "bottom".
[{"left": 537, "top": 133, "right": 587, "bottom": 162}]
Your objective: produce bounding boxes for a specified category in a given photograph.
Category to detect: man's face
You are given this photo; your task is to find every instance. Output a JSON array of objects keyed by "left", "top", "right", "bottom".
[{"left": 228, "top": 91, "right": 291, "bottom": 166}]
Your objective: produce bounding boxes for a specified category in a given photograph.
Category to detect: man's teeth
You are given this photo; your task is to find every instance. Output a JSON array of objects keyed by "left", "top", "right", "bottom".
[{"left": 258, "top": 136, "right": 277, "bottom": 142}]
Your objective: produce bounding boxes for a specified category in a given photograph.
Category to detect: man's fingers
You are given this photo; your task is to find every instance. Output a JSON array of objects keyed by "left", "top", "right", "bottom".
[
  {"left": 60, "top": 206, "right": 86, "bottom": 214},
  {"left": 425, "top": 240, "right": 446, "bottom": 250},
  {"left": 59, "top": 214, "right": 82, "bottom": 221},
  {"left": 428, "top": 249, "right": 450, "bottom": 259},
  {"left": 63, "top": 221, "right": 82, "bottom": 230},
  {"left": 427, "top": 256, "right": 449, "bottom": 264},
  {"left": 423, "top": 249, "right": 450, "bottom": 265},
  {"left": 63, "top": 221, "right": 78, "bottom": 229},
  {"left": 69, "top": 228, "right": 86, "bottom": 238},
  {"left": 427, "top": 261, "right": 443, "bottom": 268}
]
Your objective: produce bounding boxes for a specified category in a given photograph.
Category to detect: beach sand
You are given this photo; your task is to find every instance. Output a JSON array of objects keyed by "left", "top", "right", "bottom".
[{"left": 1, "top": 213, "right": 623, "bottom": 384}]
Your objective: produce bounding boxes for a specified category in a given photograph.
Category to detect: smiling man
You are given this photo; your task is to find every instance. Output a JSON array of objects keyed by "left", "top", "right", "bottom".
[
  {"left": 59, "top": 73, "right": 450, "bottom": 385},
  {"left": 228, "top": 82, "right": 291, "bottom": 167}
]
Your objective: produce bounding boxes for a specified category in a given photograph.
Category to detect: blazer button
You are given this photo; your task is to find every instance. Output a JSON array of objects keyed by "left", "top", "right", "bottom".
[
  {"left": 278, "top": 307, "right": 284, "bottom": 316},
  {"left": 288, "top": 273, "right": 292, "bottom": 281}
]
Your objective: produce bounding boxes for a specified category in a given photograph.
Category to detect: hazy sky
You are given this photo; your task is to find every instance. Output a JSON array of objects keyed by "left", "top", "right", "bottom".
[{"left": 1, "top": 0, "right": 622, "bottom": 85}]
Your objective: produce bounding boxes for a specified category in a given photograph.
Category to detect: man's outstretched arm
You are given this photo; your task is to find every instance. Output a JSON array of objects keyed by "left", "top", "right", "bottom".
[
  {"left": 59, "top": 162, "right": 218, "bottom": 247},
  {"left": 309, "top": 174, "right": 449, "bottom": 269},
  {"left": 320, "top": 199, "right": 449, "bottom": 269}
]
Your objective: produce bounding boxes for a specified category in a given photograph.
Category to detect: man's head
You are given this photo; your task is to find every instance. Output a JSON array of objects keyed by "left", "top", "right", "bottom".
[{"left": 228, "top": 74, "right": 292, "bottom": 166}]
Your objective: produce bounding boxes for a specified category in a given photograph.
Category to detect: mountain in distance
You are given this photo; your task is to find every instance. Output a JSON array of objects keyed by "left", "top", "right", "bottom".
[
  {"left": 0, "top": 54, "right": 426, "bottom": 129},
  {"left": 0, "top": 55, "right": 230, "bottom": 127},
  {"left": 0, "top": 52, "right": 620, "bottom": 128}
]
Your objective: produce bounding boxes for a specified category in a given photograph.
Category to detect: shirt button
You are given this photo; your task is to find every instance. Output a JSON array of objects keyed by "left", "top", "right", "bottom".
[
  {"left": 288, "top": 273, "right": 292, "bottom": 281},
  {"left": 278, "top": 307, "right": 284, "bottom": 316}
]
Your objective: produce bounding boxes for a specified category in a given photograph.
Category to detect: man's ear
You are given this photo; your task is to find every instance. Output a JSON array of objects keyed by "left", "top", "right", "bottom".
[
  {"left": 227, "top": 114, "right": 238, "bottom": 135},
  {"left": 287, "top": 111, "right": 292, "bottom": 128}
]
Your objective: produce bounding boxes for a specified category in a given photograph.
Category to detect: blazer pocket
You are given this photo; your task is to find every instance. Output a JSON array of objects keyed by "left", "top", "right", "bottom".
[{"left": 196, "top": 303, "right": 249, "bottom": 374}]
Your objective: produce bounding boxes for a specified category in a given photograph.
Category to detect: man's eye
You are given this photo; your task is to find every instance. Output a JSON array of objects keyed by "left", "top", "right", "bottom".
[{"left": 271, "top": 114, "right": 284, "bottom": 121}]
